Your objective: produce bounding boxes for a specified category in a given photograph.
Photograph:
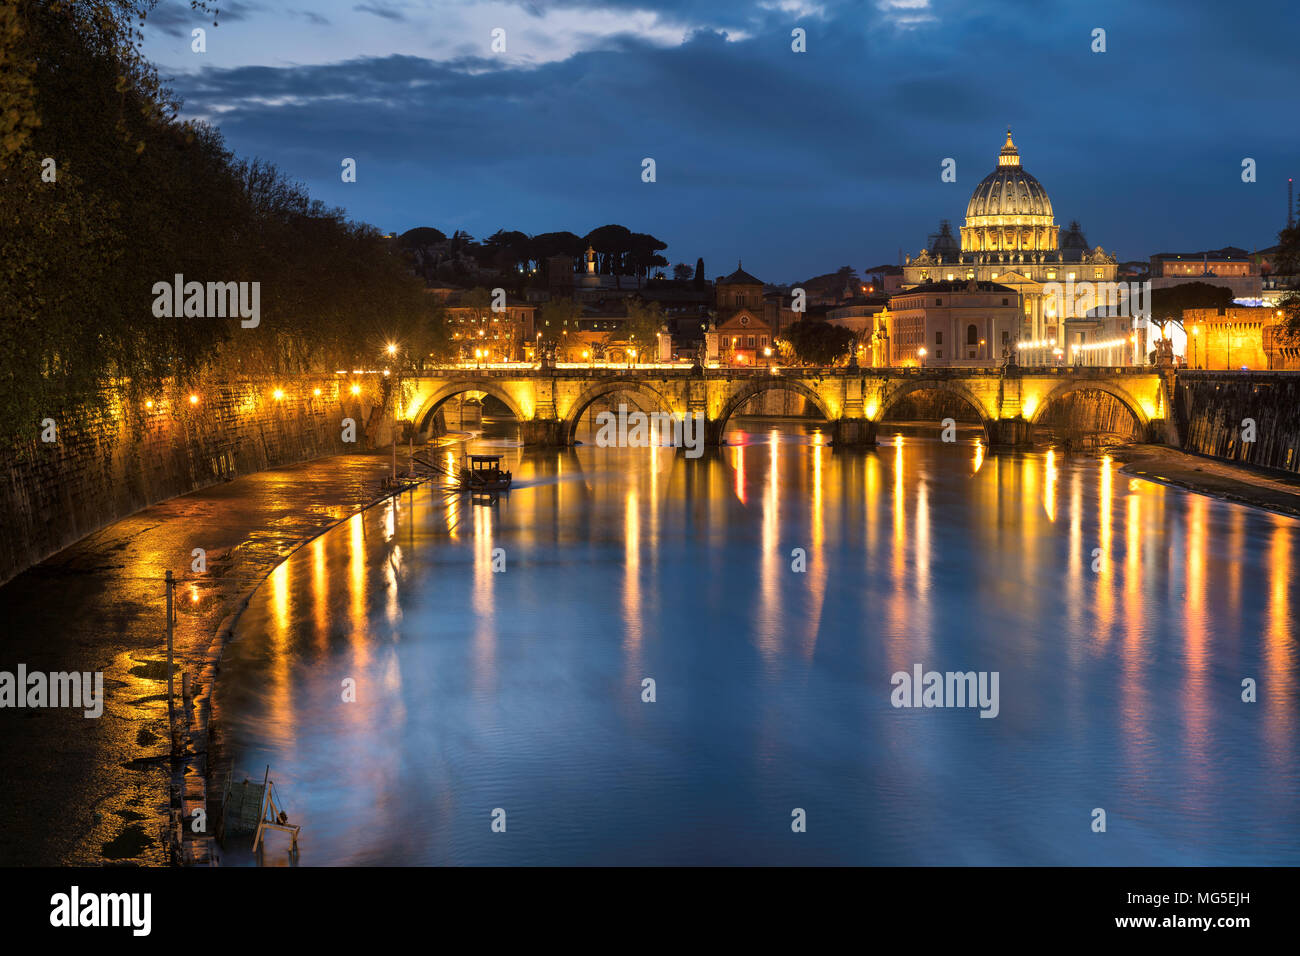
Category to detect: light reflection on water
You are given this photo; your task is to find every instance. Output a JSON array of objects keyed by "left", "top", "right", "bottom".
[{"left": 214, "top": 421, "right": 1299, "bottom": 865}]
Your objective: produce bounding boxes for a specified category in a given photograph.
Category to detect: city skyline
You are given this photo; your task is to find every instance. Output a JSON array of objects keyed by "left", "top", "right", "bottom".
[{"left": 142, "top": 0, "right": 1299, "bottom": 282}]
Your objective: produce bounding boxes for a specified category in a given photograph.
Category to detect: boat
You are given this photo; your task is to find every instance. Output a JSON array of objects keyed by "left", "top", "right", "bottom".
[{"left": 457, "top": 454, "right": 512, "bottom": 494}]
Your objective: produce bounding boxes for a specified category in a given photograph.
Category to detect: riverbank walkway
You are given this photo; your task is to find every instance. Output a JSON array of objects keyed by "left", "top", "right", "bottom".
[{"left": 0, "top": 450, "right": 402, "bottom": 865}]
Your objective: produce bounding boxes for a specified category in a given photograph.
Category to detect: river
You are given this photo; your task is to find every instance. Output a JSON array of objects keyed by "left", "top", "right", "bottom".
[{"left": 212, "top": 420, "right": 1299, "bottom": 865}]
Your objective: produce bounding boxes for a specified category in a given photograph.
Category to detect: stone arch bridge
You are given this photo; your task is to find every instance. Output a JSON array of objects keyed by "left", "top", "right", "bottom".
[{"left": 401, "top": 366, "right": 1174, "bottom": 448}]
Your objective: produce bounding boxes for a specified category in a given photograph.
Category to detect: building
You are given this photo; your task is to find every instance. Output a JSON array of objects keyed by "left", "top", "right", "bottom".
[
  {"left": 1149, "top": 247, "right": 1262, "bottom": 301},
  {"left": 884, "top": 280, "right": 1023, "bottom": 367},
  {"left": 902, "top": 130, "right": 1119, "bottom": 349},
  {"left": 714, "top": 263, "right": 777, "bottom": 366},
  {"left": 1183, "top": 306, "right": 1299, "bottom": 370},
  {"left": 445, "top": 293, "right": 536, "bottom": 363}
]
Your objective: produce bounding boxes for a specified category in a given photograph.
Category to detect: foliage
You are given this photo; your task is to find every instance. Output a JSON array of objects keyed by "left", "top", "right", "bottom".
[
  {"left": 781, "top": 319, "right": 854, "bottom": 366},
  {"left": 0, "top": 1, "right": 440, "bottom": 440},
  {"left": 1273, "top": 222, "right": 1300, "bottom": 335},
  {"left": 622, "top": 298, "right": 663, "bottom": 349},
  {"left": 1148, "top": 281, "right": 1234, "bottom": 326}
]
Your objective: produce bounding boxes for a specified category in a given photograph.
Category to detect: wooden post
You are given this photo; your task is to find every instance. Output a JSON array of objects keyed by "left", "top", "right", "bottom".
[
  {"left": 165, "top": 570, "right": 174, "bottom": 731},
  {"left": 253, "top": 765, "right": 271, "bottom": 853}
]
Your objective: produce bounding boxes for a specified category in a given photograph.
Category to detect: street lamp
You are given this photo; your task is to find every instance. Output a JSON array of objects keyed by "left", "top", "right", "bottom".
[{"left": 918, "top": 346, "right": 927, "bottom": 367}]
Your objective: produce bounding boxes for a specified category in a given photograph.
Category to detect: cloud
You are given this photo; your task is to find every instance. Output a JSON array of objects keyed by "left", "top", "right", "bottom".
[
  {"left": 353, "top": 1, "right": 408, "bottom": 21},
  {"left": 159, "top": 0, "right": 1300, "bottom": 281},
  {"left": 145, "top": 0, "right": 259, "bottom": 38}
]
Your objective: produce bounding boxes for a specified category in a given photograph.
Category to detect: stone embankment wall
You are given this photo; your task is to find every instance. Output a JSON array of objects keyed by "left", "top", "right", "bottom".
[
  {"left": 1, "top": 375, "right": 396, "bottom": 585},
  {"left": 1175, "top": 371, "right": 1300, "bottom": 474}
]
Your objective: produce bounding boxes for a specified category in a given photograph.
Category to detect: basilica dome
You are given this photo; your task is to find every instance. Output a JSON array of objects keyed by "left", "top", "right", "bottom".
[{"left": 960, "top": 130, "right": 1057, "bottom": 255}]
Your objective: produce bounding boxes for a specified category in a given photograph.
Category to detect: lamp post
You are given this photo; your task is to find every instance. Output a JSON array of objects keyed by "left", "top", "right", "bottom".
[
  {"left": 384, "top": 342, "right": 402, "bottom": 483},
  {"left": 918, "top": 346, "right": 927, "bottom": 368}
]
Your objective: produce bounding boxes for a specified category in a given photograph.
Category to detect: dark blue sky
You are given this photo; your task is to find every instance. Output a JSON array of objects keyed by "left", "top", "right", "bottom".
[{"left": 145, "top": 0, "right": 1299, "bottom": 283}]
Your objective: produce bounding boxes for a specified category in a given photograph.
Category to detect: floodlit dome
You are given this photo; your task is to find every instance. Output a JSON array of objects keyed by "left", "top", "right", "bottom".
[{"left": 961, "top": 130, "right": 1058, "bottom": 254}]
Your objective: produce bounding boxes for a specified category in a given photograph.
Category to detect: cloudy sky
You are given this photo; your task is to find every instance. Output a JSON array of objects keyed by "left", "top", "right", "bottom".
[{"left": 144, "top": 0, "right": 1299, "bottom": 283}]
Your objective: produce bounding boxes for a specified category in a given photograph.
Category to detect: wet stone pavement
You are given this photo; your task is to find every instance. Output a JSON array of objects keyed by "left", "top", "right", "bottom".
[{"left": 0, "top": 451, "right": 398, "bottom": 865}]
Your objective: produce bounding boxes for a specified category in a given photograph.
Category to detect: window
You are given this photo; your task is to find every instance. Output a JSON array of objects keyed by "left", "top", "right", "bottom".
[
  {"left": 936, "top": 298, "right": 943, "bottom": 306},
  {"left": 747, "top": 336, "right": 755, "bottom": 347},
  {"left": 1001, "top": 330, "right": 1009, "bottom": 345},
  {"left": 1002, "top": 298, "right": 1009, "bottom": 306},
  {"left": 967, "top": 324, "right": 978, "bottom": 345},
  {"left": 936, "top": 331, "right": 943, "bottom": 345},
  {"left": 936, "top": 349, "right": 943, "bottom": 359}
]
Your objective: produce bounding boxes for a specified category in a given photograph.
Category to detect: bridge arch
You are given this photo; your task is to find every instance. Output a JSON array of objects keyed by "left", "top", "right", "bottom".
[
  {"left": 412, "top": 380, "right": 527, "bottom": 434},
  {"left": 562, "top": 379, "right": 679, "bottom": 444},
  {"left": 714, "top": 378, "right": 835, "bottom": 437},
  {"left": 875, "top": 379, "right": 995, "bottom": 442},
  {"left": 1028, "top": 379, "right": 1150, "bottom": 427}
]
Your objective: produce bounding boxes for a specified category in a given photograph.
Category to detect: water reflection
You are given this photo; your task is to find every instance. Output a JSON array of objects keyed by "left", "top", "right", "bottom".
[{"left": 214, "top": 422, "right": 1300, "bottom": 865}]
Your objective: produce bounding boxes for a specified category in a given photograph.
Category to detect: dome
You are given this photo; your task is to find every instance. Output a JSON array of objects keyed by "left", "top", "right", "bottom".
[
  {"left": 960, "top": 129, "right": 1058, "bottom": 255},
  {"left": 1060, "top": 220, "right": 1089, "bottom": 254},
  {"left": 928, "top": 220, "right": 959, "bottom": 259},
  {"left": 965, "top": 132, "right": 1053, "bottom": 219}
]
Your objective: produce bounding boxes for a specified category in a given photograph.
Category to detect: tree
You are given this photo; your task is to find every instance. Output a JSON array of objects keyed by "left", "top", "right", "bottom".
[
  {"left": 782, "top": 320, "right": 854, "bottom": 366},
  {"left": 1272, "top": 221, "right": 1300, "bottom": 336},
  {"left": 0, "top": 1, "right": 440, "bottom": 439},
  {"left": 623, "top": 298, "right": 664, "bottom": 353},
  {"left": 694, "top": 257, "right": 706, "bottom": 290},
  {"left": 672, "top": 262, "right": 693, "bottom": 282},
  {"left": 1149, "top": 281, "right": 1234, "bottom": 331}
]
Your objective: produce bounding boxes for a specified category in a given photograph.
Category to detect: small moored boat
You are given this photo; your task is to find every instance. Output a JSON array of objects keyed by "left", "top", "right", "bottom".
[{"left": 458, "top": 454, "right": 512, "bottom": 493}]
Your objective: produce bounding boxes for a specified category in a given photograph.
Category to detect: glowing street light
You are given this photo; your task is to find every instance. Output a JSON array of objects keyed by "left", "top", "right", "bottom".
[{"left": 917, "top": 346, "right": 926, "bottom": 367}]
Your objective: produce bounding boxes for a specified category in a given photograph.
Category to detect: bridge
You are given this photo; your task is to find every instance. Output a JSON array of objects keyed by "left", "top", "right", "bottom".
[{"left": 400, "top": 365, "right": 1175, "bottom": 448}]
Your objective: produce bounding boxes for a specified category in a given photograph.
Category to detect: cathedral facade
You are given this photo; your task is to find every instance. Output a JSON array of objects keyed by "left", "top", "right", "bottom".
[{"left": 901, "top": 131, "right": 1118, "bottom": 354}]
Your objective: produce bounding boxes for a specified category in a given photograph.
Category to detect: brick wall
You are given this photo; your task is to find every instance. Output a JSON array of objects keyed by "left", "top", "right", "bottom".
[
  {"left": 0, "top": 375, "right": 395, "bottom": 585},
  {"left": 1175, "top": 371, "right": 1300, "bottom": 474}
]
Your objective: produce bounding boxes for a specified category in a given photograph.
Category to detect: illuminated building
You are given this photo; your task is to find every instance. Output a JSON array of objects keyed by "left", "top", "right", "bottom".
[{"left": 902, "top": 130, "right": 1119, "bottom": 351}]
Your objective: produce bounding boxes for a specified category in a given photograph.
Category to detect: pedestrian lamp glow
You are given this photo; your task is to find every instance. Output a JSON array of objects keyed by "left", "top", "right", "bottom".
[
  {"left": 273, "top": 388, "right": 284, "bottom": 400},
  {"left": 189, "top": 394, "right": 198, "bottom": 405},
  {"left": 350, "top": 384, "right": 361, "bottom": 396},
  {"left": 386, "top": 343, "right": 397, "bottom": 357}
]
